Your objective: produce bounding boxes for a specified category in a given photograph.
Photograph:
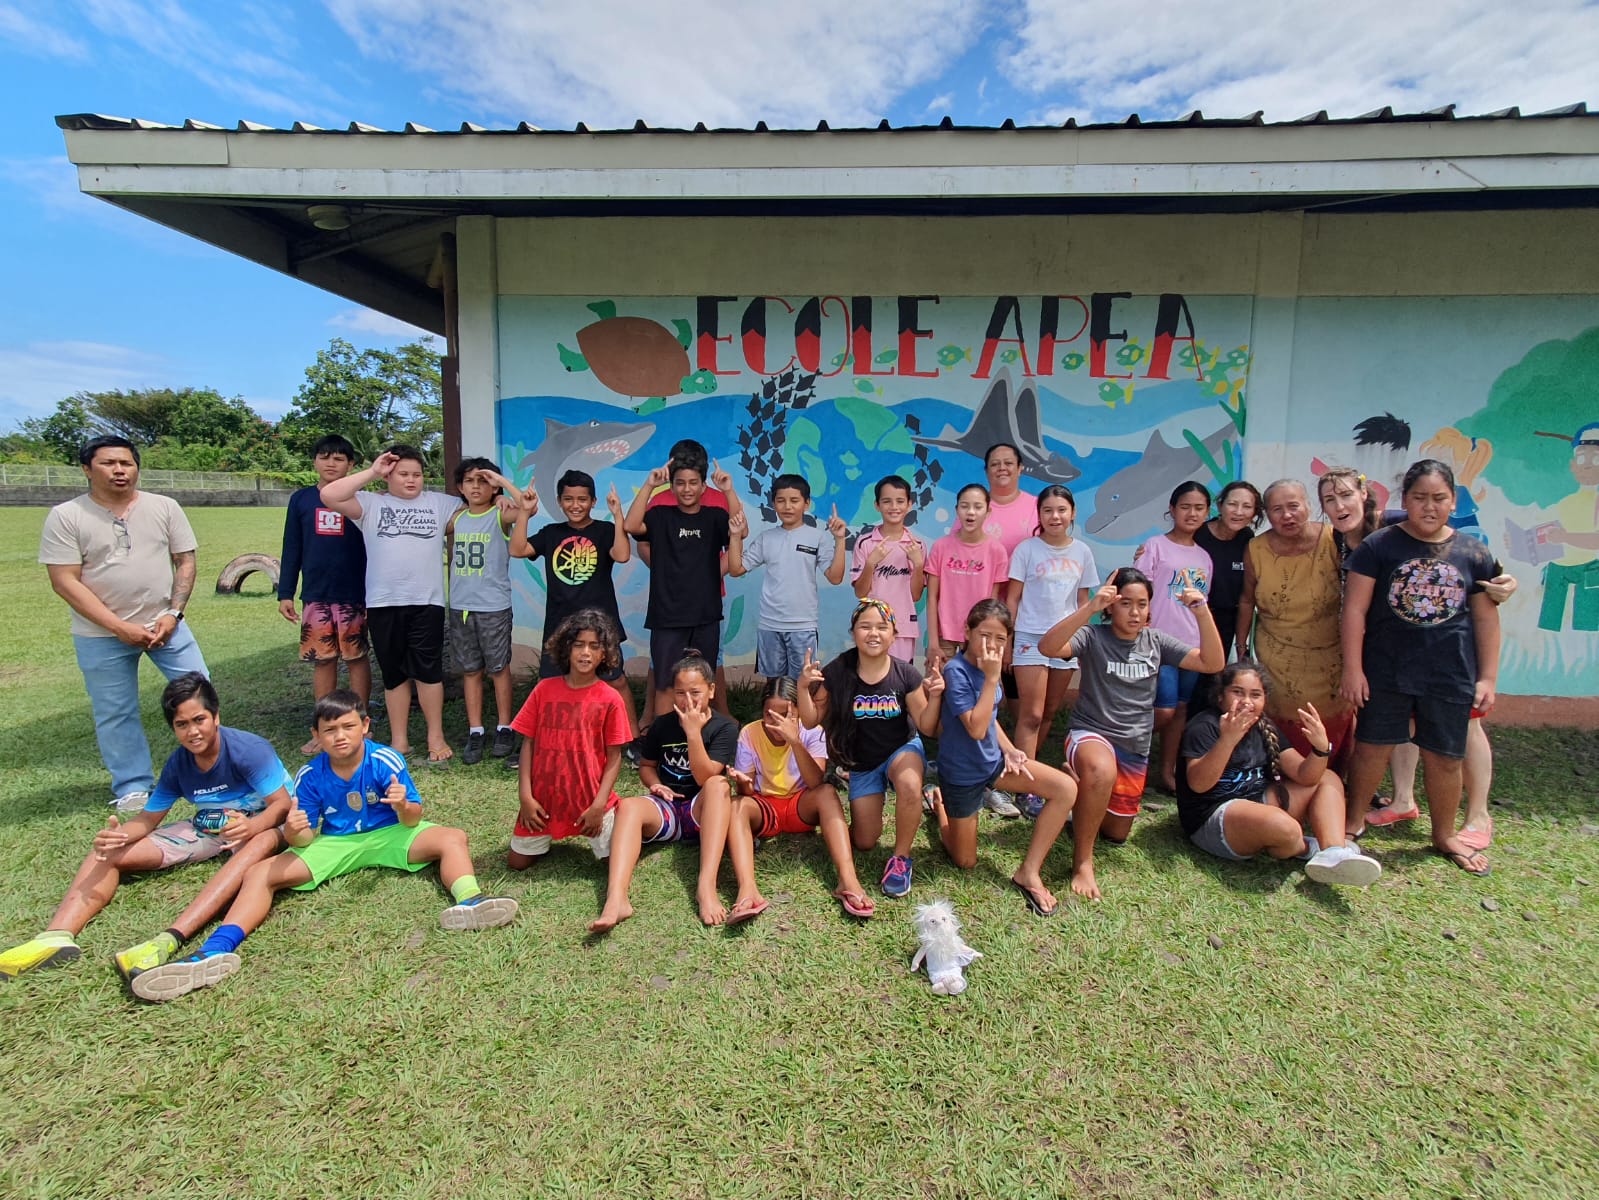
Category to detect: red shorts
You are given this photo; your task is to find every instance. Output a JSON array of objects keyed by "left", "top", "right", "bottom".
[
  {"left": 1066, "top": 729, "right": 1148, "bottom": 819},
  {"left": 299, "top": 602, "right": 368, "bottom": 663},
  {"left": 750, "top": 791, "right": 817, "bottom": 839}
]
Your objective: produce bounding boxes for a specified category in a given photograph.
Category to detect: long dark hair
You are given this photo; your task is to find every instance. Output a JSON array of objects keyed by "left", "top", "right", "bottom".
[{"left": 1033, "top": 484, "right": 1076, "bottom": 537}]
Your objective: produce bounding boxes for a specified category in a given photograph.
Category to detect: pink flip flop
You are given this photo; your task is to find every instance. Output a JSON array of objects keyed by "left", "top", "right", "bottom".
[
  {"left": 726, "top": 897, "right": 769, "bottom": 926},
  {"left": 1457, "top": 818, "right": 1493, "bottom": 852},
  {"left": 833, "top": 889, "right": 875, "bottom": 919},
  {"left": 1366, "top": 801, "right": 1421, "bottom": 828}
]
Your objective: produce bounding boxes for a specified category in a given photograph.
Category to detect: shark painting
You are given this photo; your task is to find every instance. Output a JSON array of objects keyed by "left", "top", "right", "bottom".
[
  {"left": 1084, "top": 424, "right": 1236, "bottom": 542},
  {"left": 910, "top": 371, "right": 1080, "bottom": 483},
  {"left": 518, "top": 416, "right": 655, "bottom": 512}
]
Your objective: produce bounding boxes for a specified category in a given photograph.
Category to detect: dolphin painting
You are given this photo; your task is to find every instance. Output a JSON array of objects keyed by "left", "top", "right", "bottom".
[
  {"left": 910, "top": 371, "right": 1080, "bottom": 483},
  {"left": 1084, "top": 424, "right": 1236, "bottom": 542},
  {"left": 518, "top": 416, "right": 655, "bottom": 512}
]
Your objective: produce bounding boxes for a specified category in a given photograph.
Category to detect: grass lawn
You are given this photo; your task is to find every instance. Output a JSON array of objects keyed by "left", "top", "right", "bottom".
[{"left": 0, "top": 504, "right": 1596, "bottom": 1199}]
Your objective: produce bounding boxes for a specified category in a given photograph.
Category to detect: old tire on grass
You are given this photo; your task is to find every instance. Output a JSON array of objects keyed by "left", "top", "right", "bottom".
[{"left": 217, "top": 553, "right": 280, "bottom": 594}]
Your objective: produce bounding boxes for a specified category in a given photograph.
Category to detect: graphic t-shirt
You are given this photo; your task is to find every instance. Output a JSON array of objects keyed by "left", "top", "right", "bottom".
[
  {"left": 146, "top": 727, "right": 292, "bottom": 818},
  {"left": 279, "top": 486, "right": 366, "bottom": 606},
  {"left": 511, "top": 677, "right": 633, "bottom": 839},
  {"left": 851, "top": 526, "right": 925, "bottom": 639},
  {"left": 820, "top": 651, "right": 924, "bottom": 771},
  {"left": 641, "top": 505, "right": 730, "bottom": 628},
  {"left": 527, "top": 519, "right": 623, "bottom": 634},
  {"left": 292, "top": 740, "right": 418, "bottom": 837},
  {"left": 355, "top": 491, "right": 460, "bottom": 607},
  {"left": 640, "top": 710, "right": 739, "bottom": 798},
  {"left": 734, "top": 721, "right": 827, "bottom": 797},
  {"left": 925, "top": 535, "right": 1010, "bottom": 644},
  {"left": 1008, "top": 537, "right": 1100, "bottom": 634},
  {"left": 448, "top": 507, "right": 512, "bottom": 613},
  {"left": 740, "top": 522, "right": 838, "bottom": 630},
  {"left": 936, "top": 652, "right": 1004, "bottom": 787},
  {"left": 1137, "top": 534, "right": 1213, "bottom": 645},
  {"left": 1068, "top": 625, "right": 1193, "bottom": 756},
  {"left": 1347, "top": 526, "right": 1497, "bottom": 701},
  {"left": 1175, "top": 711, "right": 1275, "bottom": 836},
  {"left": 1194, "top": 523, "right": 1252, "bottom": 615},
  {"left": 38, "top": 492, "right": 198, "bottom": 638}
]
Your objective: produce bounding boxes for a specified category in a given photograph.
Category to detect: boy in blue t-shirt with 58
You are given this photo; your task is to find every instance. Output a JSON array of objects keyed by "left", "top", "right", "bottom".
[
  {"left": 130, "top": 690, "right": 518, "bottom": 1002},
  {"left": 728, "top": 472, "right": 848, "bottom": 679}
]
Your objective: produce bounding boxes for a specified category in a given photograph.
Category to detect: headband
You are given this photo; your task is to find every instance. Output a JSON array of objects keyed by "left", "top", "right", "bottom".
[{"left": 850, "top": 598, "right": 897, "bottom": 628}]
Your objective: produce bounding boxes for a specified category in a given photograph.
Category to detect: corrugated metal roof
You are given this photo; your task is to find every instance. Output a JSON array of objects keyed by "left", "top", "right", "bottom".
[{"left": 54, "top": 103, "right": 1594, "bottom": 136}]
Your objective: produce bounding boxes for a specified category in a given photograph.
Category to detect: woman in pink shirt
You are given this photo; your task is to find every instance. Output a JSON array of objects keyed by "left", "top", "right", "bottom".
[{"left": 926, "top": 485, "right": 1010, "bottom": 661}]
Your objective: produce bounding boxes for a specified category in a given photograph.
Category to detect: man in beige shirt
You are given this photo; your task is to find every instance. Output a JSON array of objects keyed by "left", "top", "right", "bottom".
[{"left": 38, "top": 436, "right": 208, "bottom": 809}]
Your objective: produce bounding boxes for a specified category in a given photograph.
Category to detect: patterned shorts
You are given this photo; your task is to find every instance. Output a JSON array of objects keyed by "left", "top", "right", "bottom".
[
  {"left": 300, "top": 602, "right": 369, "bottom": 663},
  {"left": 1066, "top": 729, "right": 1149, "bottom": 819}
]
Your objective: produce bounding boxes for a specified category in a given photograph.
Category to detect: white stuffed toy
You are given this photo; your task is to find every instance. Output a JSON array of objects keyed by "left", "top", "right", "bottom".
[{"left": 911, "top": 899, "right": 982, "bottom": 996}]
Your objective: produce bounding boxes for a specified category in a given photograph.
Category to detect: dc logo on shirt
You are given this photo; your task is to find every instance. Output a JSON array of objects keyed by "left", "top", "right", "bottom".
[{"left": 315, "top": 508, "right": 345, "bottom": 535}]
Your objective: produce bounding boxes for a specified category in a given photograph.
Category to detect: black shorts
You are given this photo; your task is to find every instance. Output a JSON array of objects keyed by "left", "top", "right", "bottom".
[
  {"left": 1355, "top": 687, "right": 1472, "bottom": 759},
  {"left": 649, "top": 624, "right": 721, "bottom": 683},
  {"left": 368, "top": 604, "right": 445, "bottom": 689}
]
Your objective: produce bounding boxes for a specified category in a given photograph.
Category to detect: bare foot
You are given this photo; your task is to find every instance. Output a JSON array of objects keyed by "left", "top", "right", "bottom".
[
  {"left": 1010, "top": 874, "right": 1058, "bottom": 916},
  {"left": 698, "top": 891, "right": 728, "bottom": 926},
  {"left": 299, "top": 737, "right": 320, "bottom": 756},
  {"left": 427, "top": 742, "right": 454, "bottom": 764},
  {"left": 1070, "top": 864, "right": 1102, "bottom": 901},
  {"left": 587, "top": 901, "right": 634, "bottom": 934}
]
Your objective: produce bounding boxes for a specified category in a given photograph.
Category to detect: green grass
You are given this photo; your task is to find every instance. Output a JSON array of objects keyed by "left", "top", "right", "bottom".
[{"left": 1, "top": 505, "right": 1596, "bottom": 1199}]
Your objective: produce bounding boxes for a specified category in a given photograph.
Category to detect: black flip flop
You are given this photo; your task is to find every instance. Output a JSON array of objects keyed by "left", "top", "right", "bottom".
[
  {"left": 1012, "top": 879, "right": 1057, "bottom": 917},
  {"left": 1435, "top": 846, "right": 1491, "bottom": 877}
]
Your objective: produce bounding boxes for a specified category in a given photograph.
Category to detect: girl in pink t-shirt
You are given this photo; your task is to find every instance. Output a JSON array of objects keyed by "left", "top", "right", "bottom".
[
  {"left": 926, "top": 484, "right": 1011, "bottom": 661},
  {"left": 1136, "top": 480, "right": 1215, "bottom": 791}
]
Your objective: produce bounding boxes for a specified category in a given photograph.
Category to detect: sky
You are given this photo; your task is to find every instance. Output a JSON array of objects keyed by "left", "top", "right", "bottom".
[{"left": 1, "top": 0, "right": 1595, "bottom": 425}]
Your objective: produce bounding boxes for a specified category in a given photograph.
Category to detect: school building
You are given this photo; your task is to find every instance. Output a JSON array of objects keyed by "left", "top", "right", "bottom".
[{"left": 57, "top": 106, "right": 1599, "bottom": 718}]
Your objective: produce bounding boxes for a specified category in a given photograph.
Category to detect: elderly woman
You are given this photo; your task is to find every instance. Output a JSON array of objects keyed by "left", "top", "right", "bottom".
[{"left": 1235, "top": 479, "right": 1354, "bottom": 762}]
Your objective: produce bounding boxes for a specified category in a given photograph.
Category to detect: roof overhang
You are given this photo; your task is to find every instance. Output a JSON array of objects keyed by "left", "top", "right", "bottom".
[{"left": 58, "top": 108, "right": 1599, "bottom": 333}]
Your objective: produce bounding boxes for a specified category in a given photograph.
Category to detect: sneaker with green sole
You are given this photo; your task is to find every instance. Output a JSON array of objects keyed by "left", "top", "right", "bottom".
[{"left": 0, "top": 937, "right": 81, "bottom": 980}]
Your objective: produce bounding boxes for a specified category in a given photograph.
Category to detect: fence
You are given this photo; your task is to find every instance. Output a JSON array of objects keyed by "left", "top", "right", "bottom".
[{"left": 0, "top": 464, "right": 298, "bottom": 491}]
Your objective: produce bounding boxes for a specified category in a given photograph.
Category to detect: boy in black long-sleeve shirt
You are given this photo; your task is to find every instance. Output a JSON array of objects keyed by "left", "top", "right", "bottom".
[{"left": 278, "top": 435, "right": 370, "bottom": 753}]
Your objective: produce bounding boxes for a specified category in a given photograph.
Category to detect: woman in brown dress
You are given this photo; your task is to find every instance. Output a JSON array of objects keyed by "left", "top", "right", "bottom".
[{"left": 1235, "top": 479, "right": 1354, "bottom": 762}]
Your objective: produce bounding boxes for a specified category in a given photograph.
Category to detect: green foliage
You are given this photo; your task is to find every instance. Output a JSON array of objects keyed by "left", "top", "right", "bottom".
[
  {"left": 1460, "top": 325, "right": 1599, "bottom": 506},
  {"left": 16, "top": 394, "right": 92, "bottom": 461},
  {"left": 279, "top": 338, "right": 444, "bottom": 469}
]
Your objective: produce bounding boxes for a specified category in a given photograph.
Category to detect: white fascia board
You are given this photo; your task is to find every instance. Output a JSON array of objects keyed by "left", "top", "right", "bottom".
[{"left": 73, "top": 155, "right": 1599, "bottom": 202}]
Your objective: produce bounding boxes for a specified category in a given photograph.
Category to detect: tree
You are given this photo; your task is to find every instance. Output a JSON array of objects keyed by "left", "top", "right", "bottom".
[
  {"left": 18, "top": 395, "right": 93, "bottom": 462},
  {"left": 279, "top": 337, "right": 443, "bottom": 467}
]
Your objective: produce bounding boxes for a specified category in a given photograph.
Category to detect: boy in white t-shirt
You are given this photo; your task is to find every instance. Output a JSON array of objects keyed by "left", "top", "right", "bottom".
[{"left": 320, "top": 445, "right": 461, "bottom": 768}]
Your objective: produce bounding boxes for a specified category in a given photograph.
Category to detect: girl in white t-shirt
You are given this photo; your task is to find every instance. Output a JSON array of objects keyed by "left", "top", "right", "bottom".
[{"left": 1004, "top": 486, "right": 1099, "bottom": 817}]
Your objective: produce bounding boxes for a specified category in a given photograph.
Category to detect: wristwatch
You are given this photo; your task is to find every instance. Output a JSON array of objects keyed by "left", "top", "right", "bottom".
[{"left": 159, "top": 608, "right": 185, "bottom": 623}]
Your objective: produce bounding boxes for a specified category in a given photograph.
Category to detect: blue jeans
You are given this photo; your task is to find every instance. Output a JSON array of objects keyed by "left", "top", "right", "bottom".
[
  {"left": 755, "top": 628, "right": 818, "bottom": 680},
  {"left": 73, "top": 623, "right": 208, "bottom": 798}
]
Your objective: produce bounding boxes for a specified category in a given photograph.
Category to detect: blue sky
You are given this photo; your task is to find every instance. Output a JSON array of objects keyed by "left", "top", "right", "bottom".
[{"left": 2, "top": 0, "right": 1594, "bottom": 425}]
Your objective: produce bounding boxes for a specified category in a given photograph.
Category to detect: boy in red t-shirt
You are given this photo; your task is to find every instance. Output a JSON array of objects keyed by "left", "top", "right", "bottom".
[{"left": 507, "top": 609, "right": 636, "bottom": 866}]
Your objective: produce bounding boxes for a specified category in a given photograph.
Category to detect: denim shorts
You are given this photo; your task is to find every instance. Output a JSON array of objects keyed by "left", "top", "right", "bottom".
[
  {"left": 1155, "top": 665, "right": 1199, "bottom": 709},
  {"left": 1189, "top": 798, "right": 1252, "bottom": 861},
  {"left": 755, "top": 629, "right": 818, "bottom": 680},
  {"left": 938, "top": 765, "right": 1003, "bottom": 820},
  {"left": 847, "top": 736, "right": 926, "bottom": 802}
]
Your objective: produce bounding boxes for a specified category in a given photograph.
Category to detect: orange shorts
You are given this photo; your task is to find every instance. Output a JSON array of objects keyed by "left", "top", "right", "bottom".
[
  {"left": 1066, "top": 729, "right": 1149, "bottom": 819},
  {"left": 299, "top": 602, "right": 368, "bottom": 663},
  {"left": 750, "top": 791, "right": 817, "bottom": 839}
]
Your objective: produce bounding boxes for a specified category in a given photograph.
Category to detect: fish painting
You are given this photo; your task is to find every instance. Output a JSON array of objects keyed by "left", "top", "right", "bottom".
[
  {"left": 1084, "top": 424, "right": 1236, "bottom": 542},
  {"left": 910, "top": 370, "right": 1080, "bottom": 484},
  {"left": 518, "top": 417, "right": 655, "bottom": 512}
]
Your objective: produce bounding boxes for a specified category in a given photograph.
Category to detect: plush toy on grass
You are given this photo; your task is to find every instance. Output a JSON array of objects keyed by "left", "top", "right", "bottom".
[{"left": 911, "top": 899, "right": 981, "bottom": 996}]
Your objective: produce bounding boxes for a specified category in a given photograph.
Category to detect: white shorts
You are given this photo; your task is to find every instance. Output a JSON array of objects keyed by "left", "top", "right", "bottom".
[
  {"left": 1011, "top": 631, "right": 1078, "bottom": 672},
  {"left": 509, "top": 808, "right": 615, "bottom": 860}
]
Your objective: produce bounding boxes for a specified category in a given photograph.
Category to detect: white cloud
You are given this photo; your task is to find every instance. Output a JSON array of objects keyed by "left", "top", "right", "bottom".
[
  {"left": 328, "top": 307, "right": 434, "bottom": 340},
  {"left": 925, "top": 93, "right": 955, "bottom": 116},
  {"left": 1005, "top": 0, "right": 1598, "bottom": 123},
  {"left": 324, "top": 0, "right": 988, "bottom": 128},
  {"left": 0, "top": 341, "right": 170, "bottom": 421},
  {"left": 0, "top": 3, "right": 90, "bottom": 58}
]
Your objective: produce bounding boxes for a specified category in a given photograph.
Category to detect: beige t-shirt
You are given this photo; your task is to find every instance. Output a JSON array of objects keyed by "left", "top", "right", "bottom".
[{"left": 38, "top": 492, "right": 198, "bottom": 638}]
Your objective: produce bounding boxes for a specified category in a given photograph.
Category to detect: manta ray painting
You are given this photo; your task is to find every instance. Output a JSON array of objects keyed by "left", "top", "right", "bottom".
[
  {"left": 518, "top": 416, "right": 656, "bottom": 512},
  {"left": 910, "top": 371, "right": 1080, "bottom": 484}
]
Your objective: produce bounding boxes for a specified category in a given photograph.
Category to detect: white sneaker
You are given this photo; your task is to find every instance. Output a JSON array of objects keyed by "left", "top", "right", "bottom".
[
  {"left": 1297, "top": 836, "right": 1321, "bottom": 861},
  {"left": 984, "top": 789, "right": 1021, "bottom": 819},
  {"left": 112, "top": 790, "right": 150, "bottom": 814},
  {"left": 1306, "top": 844, "right": 1382, "bottom": 887}
]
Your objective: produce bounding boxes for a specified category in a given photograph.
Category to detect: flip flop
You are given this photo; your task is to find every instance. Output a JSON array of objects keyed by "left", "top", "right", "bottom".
[
  {"left": 833, "top": 889, "right": 874, "bottom": 919},
  {"left": 1011, "top": 878, "right": 1057, "bottom": 917},
  {"left": 726, "top": 897, "right": 769, "bottom": 926},
  {"left": 1458, "top": 818, "right": 1493, "bottom": 852},
  {"left": 1366, "top": 801, "right": 1420, "bottom": 828},
  {"left": 1435, "top": 845, "right": 1491, "bottom": 877}
]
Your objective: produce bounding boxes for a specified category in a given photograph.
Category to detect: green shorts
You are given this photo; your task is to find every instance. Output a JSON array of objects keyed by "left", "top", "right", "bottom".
[{"left": 288, "top": 821, "right": 435, "bottom": 890}]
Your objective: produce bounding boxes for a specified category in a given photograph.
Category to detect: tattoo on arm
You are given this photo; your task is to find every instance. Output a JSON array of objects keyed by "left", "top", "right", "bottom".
[{"left": 170, "top": 550, "right": 196, "bottom": 610}]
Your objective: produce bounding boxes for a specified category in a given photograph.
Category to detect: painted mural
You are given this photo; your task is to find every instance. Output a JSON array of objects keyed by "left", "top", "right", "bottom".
[
  {"left": 495, "top": 293, "right": 1253, "bottom": 671},
  {"left": 1281, "top": 297, "right": 1599, "bottom": 699},
  {"left": 494, "top": 292, "right": 1598, "bottom": 697}
]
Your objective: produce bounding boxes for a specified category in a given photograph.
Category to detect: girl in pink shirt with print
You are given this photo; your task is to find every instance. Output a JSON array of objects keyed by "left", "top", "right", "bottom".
[{"left": 926, "top": 484, "right": 1010, "bottom": 662}]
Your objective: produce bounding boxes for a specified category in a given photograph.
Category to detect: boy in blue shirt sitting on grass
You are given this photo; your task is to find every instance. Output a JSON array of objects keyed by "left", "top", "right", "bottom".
[{"left": 131, "top": 690, "right": 518, "bottom": 1002}]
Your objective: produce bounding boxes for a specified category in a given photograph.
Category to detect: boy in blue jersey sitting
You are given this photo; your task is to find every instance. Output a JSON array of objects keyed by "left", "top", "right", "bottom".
[
  {"left": 131, "top": 689, "right": 517, "bottom": 1002},
  {"left": 0, "top": 672, "right": 294, "bottom": 984}
]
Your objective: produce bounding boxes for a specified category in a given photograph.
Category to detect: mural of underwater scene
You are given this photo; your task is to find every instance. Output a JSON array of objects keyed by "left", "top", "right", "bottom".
[
  {"left": 496, "top": 294, "right": 1255, "bottom": 668},
  {"left": 1281, "top": 295, "right": 1599, "bottom": 698}
]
